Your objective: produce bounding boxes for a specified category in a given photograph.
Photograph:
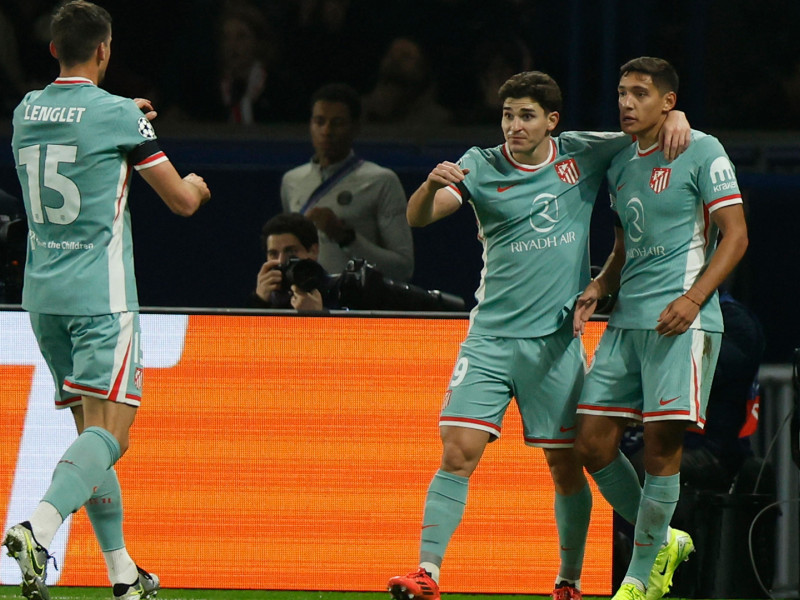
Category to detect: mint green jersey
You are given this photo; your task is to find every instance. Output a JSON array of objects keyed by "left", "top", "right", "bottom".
[
  {"left": 12, "top": 77, "right": 168, "bottom": 315},
  {"left": 447, "top": 131, "right": 630, "bottom": 337},
  {"left": 607, "top": 131, "right": 743, "bottom": 332}
]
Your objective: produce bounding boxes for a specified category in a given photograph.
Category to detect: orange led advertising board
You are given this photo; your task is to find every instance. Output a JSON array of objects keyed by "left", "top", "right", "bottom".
[{"left": 0, "top": 312, "right": 611, "bottom": 594}]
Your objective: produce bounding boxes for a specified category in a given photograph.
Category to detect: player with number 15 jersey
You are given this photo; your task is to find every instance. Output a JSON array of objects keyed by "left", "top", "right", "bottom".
[{"left": 13, "top": 78, "right": 168, "bottom": 315}]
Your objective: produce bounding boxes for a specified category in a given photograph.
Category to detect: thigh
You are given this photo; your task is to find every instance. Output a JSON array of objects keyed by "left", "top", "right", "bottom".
[
  {"left": 440, "top": 335, "right": 514, "bottom": 440},
  {"left": 514, "top": 320, "right": 586, "bottom": 448},
  {"left": 641, "top": 329, "right": 722, "bottom": 427}
]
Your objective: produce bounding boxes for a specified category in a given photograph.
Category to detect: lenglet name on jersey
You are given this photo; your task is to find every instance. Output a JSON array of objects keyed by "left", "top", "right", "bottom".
[
  {"left": 510, "top": 231, "right": 576, "bottom": 253},
  {"left": 23, "top": 104, "right": 86, "bottom": 123}
]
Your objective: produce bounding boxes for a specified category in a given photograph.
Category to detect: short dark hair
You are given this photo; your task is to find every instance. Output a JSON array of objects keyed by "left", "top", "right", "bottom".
[
  {"left": 260, "top": 213, "right": 319, "bottom": 254},
  {"left": 497, "top": 71, "right": 563, "bottom": 114},
  {"left": 619, "top": 56, "right": 679, "bottom": 94},
  {"left": 310, "top": 83, "right": 362, "bottom": 121},
  {"left": 51, "top": 1, "right": 112, "bottom": 67}
]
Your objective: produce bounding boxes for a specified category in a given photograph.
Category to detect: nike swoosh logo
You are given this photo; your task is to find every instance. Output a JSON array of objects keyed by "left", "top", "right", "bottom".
[
  {"left": 421, "top": 524, "right": 439, "bottom": 530},
  {"left": 559, "top": 426, "right": 576, "bottom": 432},
  {"left": 497, "top": 185, "right": 516, "bottom": 192},
  {"left": 634, "top": 541, "right": 654, "bottom": 547},
  {"left": 23, "top": 530, "right": 46, "bottom": 575},
  {"left": 659, "top": 396, "right": 681, "bottom": 406},
  {"left": 560, "top": 545, "right": 573, "bottom": 551},
  {"left": 659, "top": 558, "right": 670, "bottom": 576},
  {"left": 617, "top": 183, "right": 626, "bottom": 191}
]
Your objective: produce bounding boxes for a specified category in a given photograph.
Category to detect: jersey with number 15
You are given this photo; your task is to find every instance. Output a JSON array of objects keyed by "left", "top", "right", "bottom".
[{"left": 12, "top": 77, "right": 167, "bottom": 315}]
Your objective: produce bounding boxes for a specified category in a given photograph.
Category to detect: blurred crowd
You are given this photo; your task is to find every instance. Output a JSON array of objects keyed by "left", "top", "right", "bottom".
[
  {"left": 2, "top": 0, "right": 800, "bottom": 131},
  {"left": 0, "top": 0, "right": 539, "bottom": 129}
]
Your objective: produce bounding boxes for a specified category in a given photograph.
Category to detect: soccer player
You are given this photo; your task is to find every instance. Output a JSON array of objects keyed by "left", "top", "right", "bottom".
[
  {"left": 3, "top": 2, "right": 211, "bottom": 600},
  {"left": 572, "top": 57, "right": 748, "bottom": 600},
  {"left": 387, "top": 71, "right": 690, "bottom": 600}
]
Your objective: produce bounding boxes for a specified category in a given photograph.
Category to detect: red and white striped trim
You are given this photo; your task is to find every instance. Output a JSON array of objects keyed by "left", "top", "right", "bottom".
[{"left": 134, "top": 151, "right": 168, "bottom": 171}]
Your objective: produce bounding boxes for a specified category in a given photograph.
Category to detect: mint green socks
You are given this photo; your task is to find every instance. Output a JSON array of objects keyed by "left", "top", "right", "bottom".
[
  {"left": 625, "top": 473, "right": 680, "bottom": 587},
  {"left": 43, "top": 426, "right": 121, "bottom": 520},
  {"left": 419, "top": 470, "right": 469, "bottom": 569},
  {"left": 589, "top": 450, "right": 642, "bottom": 523},
  {"left": 555, "top": 483, "right": 592, "bottom": 581}
]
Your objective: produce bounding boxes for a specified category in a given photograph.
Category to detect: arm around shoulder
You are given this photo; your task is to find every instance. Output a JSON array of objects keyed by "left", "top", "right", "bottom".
[{"left": 138, "top": 161, "right": 211, "bottom": 216}]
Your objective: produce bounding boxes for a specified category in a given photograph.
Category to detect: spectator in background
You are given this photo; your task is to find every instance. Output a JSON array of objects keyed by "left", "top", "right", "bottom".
[
  {"left": 281, "top": 83, "right": 414, "bottom": 281},
  {"left": 361, "top": 37, "right": 451, "bottom": 131},
  {"left": 250, "top": 213, "right": 461, "bottom": 312},
  {"left": 217, "top": 0, "right": 277, "bottom": 124},
  {"left": 159, "top": 0, "right": 302, "bottom": 124},
  {"left": 250, "top": 213, "right": 334, "bottom": 311},
  {"left": 0, "top": 7, "right": 26, "bottom": 118},
  {"left": 283, "top": 0, "right": 382, "bottom": 100},
  {"left": 464, "top": 35, "right": 534, "bottom": 124}
]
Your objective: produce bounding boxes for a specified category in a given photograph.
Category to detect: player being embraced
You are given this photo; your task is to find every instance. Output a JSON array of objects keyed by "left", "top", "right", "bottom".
[
  {"left": 387, "top": 71, "right": 690, "bottom": 600},
  {"left": 3, "top": 2, "right": 210, "bottom": 600},
  {"left": 572, "top": 57, "right": 748, "bottom": 600}
]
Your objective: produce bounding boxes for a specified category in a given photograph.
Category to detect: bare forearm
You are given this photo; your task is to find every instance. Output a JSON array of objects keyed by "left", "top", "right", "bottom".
[
  {"left": 407, "top": 181, "right": 439, "bottom": 226},
  {"left": 594, "top": 236, "right": 626, "bottom": 297},
  {"left": 685, "top": 230, "right": 748, "bottom": 305}
]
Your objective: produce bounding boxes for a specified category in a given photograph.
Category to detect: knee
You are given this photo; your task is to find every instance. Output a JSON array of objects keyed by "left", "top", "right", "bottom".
[
  {"left": 574, "top": 436, "right": 615, "bottom": 473},
  {"left": 440, "top": 442, "right": 477, "bottom": 477},
  {"left": 546, "top": 450, "right": 586, "bottom": 495}
]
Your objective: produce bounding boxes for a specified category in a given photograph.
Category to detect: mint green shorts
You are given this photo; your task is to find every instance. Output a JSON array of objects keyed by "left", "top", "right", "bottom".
[
  {"left": 577, "top": 326, "right": 721, "bottom": 427},
  {"left": 441, "top": 318, "right": 587, "bottom": 447},
  {"left": 29, "top": 312, "right": 143, "bottom": 409}
]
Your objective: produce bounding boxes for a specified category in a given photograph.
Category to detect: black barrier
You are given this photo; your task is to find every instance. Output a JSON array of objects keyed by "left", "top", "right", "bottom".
[{"left": 671, "top": 489, "right": 777, "bottom": 599}]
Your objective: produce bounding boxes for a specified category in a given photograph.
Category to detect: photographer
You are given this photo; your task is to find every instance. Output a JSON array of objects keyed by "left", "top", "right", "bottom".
[
  {"left": 250, "top": 213, "right": 466, "bottom": 312},
  {"left": 250, "top": 213, "right": 337, "bottom": 311}
]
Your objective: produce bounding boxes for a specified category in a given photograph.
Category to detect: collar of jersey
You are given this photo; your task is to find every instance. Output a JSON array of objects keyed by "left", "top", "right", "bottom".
[
  {"left": 501, "top": 138, "right": 556, "bottom": 172},
  {"left": 53, "top": 77, "right": 94, "bottom": 86},
  {"left": 636, "top": 142, "right": 659, "bottom": 157}
]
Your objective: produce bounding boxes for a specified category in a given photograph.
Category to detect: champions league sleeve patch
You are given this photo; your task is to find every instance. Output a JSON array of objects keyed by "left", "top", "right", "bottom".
[{"left": 137, "top": 116, "right": 156, "bottom": 139}]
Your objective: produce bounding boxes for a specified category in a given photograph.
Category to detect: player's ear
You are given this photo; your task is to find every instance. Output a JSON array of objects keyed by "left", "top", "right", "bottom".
[
  {"left": 547, "top": 110, "right": 560, "bottom": 131},
  {"left": 49, "top": 41, "right": 58, "bottom": 59},
  {"left": 662, "top": 91, "right": 677, "bottom": 112},
  {"left": 96, "top": 41, "right": 108, "bottom": 63}
]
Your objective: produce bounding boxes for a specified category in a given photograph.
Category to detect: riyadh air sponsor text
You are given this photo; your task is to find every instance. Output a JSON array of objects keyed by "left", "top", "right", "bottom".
[
  {"left": 626, "top": 245, "right": 666, "bottom": 258},
  {"left": 510, "top": 231, "right": 576, "bottom": 252}
]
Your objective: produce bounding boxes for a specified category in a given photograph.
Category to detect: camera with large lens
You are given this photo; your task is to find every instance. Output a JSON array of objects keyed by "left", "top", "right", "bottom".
[
  {"left": 276, "top": 257, "right": 330, "bottom": 293},
  {"left": 336, "top": 258, "right": 465, "bottom": 311}
]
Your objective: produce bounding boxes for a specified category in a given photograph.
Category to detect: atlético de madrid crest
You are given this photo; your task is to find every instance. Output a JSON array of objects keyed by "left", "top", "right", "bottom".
[
  {"left": 650, "top": 168, "right": 671, "bottom": 193},
  {"left": 555, "top": 158, "right": 580, "bottom": 184}
]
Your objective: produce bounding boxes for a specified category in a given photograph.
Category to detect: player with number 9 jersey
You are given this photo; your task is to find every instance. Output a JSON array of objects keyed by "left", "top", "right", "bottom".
[{"left": 449, "top": 130, "right": 629, "bottom": 338}]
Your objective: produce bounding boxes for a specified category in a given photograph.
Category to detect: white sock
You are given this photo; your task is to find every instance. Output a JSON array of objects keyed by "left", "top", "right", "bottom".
[
  {"left": 102, "top": 548, "right": 138, "bottom": 586},
  {"left": 420, "top": 562, "right": 440, "bottom": 583},
  {"left": 555, "top": 576, "right": 582, "bottom": 590},
  {"left": 28, "top": 502, "right": 63, "bottom": 549},
  {"left": 622, "top": 576, "right": 646, "bottom": 592}
]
